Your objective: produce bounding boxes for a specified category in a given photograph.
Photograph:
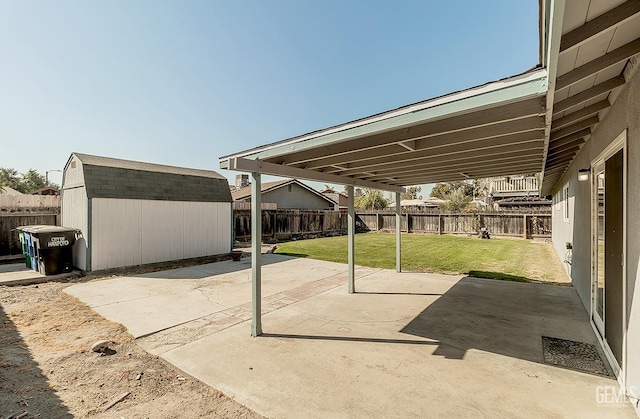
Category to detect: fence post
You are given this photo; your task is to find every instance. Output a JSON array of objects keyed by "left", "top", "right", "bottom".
[
  {"left": 272, "top": 212, "right": 277, "bottom": 241},
  {"left": 438, "top": 214, "right": 444, "bottom": 235},
  {"left": 523, "top": 214, "right": 527, "bottom": 239},
  {"left": 377, "top": 212, "right": 381, "bottom": 231},
  {"left": 406, "top": 213, "right": 411, "bottom": 233}
]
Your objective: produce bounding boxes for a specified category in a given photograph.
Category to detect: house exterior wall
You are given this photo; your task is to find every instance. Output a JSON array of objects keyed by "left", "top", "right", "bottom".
[
  {"left": 90, "top": 198, "right": 231, "bottom": 270},
  {"left": 61, "top": 155, "right": 89, "bottom": 270},
  {"left": 551, "top": 177, "right": 585, "bottom": 300},
  {"left": 261, "top": 184, "right": 335, "bottom": 210},
  {"left": 551, "top": 66, "right": 640, "bottom": 406}
]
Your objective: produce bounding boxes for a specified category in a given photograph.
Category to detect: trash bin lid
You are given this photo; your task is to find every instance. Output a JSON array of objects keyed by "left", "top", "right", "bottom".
[
  {"left": 18, "top": 226, "right": 80, "bottom": 248},
  {"left": 18, "top": 225, "right": 79, "bottom": 234}
]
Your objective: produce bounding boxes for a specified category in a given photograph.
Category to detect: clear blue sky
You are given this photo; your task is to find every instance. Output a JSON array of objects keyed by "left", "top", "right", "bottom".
[{"left": 0, "top": 0, "right": 540, "bottom": 194}]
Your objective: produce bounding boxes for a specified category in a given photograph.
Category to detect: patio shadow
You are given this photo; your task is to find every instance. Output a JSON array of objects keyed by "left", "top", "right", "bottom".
[
  {"left": 261, "top": 333, "right": 437, "bottom": 346},
  {"left": 355, "top": 291, "right": 442, "bottom": 296},
  {"left": 399, "top": 276, "right": 606, "bottom": 364},
  {"left": 272, "top": 252, "right": 309, "bottom": 258},
  {"left": 467, "top": 270, "right": 531, "bottom": 283},
  {"left": 136, "top": 253, "right": 300, "bottom": 280}
]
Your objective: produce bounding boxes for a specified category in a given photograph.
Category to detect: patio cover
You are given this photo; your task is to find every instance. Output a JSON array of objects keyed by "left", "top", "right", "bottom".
[
  {"left": 220, "top": 68, "right": 548, "bottom": 192},
  {"left": 218, "top": 0, "right": 566, "bottom": 337}
]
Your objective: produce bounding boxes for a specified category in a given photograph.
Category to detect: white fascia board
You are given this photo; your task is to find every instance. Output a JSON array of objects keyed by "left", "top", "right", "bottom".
[
  {"left": 219, "top": 69, "right": 549, "bottom": 166},
  {"left": 227, "top": 157, "right": 404, "bottom": 193},
  {"left": 540, "top": 0, "right": 566, "bottom": 194}
]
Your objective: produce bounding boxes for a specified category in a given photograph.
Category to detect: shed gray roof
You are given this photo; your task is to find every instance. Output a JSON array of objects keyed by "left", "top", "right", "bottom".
[{"left": 70, "top": 153, "right": 232, "bottom": 203}]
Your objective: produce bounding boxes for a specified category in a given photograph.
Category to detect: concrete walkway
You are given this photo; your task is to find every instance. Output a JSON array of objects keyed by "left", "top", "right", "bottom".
[
  {"left": 66, "top": 255, "right": 636, "bottom": 418},
  {"left": 0, "top": 262, "right": 81, "bottom": 286}
]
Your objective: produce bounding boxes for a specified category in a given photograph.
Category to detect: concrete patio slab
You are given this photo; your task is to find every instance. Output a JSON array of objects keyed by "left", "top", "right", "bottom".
[
  {"left": 66, "top": 256, "right": 378, "bottom": 338},
  {"left": 66, "top": 256, "right": 636, "bottom": 418}
]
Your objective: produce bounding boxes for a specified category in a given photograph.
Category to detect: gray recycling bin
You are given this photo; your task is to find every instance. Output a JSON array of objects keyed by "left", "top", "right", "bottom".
[{"left": 17, "top": 226, "right": 79, "bottom": 275}]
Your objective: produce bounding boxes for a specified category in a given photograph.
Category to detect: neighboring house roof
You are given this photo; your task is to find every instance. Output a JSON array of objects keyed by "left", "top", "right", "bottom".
[
  {"left": 67, "top": 152, "right": 232, "bottom": 203},
  {"left": 469, "top": 198, "right": 488, "bottom": 207},
  {"left": 388, "top": 197, "right": 446, "bottom": 208},
  {"left": 231, "top": 178, "right": 337, "bottom": 206},
  {"left": 423, "top": 197, "right": 446, "bottom": 205},
  {"left": 321, "top": 190, "right": 348, "bottom": 207},
  {"left": 0, "top": 186, "right": 23, "bottom": 195},
  {"left": 30, "top": 187, "right": 60, "bottom": 195},
  {"left": 320, "top": 189, "right": 347, "bottom": 198},
  {"left": 495, "top": 196, "right": 551, "bottom": 206}
]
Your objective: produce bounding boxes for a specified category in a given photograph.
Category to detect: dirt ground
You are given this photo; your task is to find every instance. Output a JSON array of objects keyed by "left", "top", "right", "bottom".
[{"left": 0, "top": 278, "right": 262, "bottom": 419}]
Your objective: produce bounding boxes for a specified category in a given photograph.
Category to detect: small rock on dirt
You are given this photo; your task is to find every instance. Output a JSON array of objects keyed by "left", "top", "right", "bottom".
[{"left": 91, "top": 340, "right": 111, "bottom": 353}]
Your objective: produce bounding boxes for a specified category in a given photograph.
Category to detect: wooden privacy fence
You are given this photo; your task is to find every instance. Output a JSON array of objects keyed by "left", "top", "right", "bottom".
[
  {"left": 233, "top": 209, "right": 552, "bottom": 242},
  {"left": 0, "top": 194, "right": 60, "bottom": 208},
  {"left": 0, "top": 208, "right": 60, "bottom": 256},
  {"left": 234, "top": 209, "right": 347, "bottom": 242},
  {"left": 356, "top": 212, "right": 551, "bottom": 238},
  {"left": 0, "top": 195, "right": 61, "bottom": 257}
]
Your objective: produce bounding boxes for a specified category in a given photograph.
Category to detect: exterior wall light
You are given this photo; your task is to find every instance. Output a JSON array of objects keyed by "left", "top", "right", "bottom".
[{"left": 578, "top": 168, "right": 590, "bottom": 182}]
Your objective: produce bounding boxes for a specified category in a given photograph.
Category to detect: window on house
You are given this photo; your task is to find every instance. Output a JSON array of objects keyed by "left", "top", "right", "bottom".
[{"left": 563, "top": 184, "right": 570, "bottom": 222}]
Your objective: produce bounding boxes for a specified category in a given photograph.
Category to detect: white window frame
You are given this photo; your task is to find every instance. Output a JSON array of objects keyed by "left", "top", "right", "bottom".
[{"left": 563, "top": 183, "right": 570, "bottom": 222}]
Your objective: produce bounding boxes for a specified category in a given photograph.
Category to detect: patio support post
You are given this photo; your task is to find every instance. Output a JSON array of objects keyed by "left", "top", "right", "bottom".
[
  {"left": 347, "top": 185, "right": 355, "bottom": 293},
  {"left": 251, "top": 172, "right": 262, "bottom": 337},
  {"left": 395, "top": 192, "right": 401, "bottom": 273}
]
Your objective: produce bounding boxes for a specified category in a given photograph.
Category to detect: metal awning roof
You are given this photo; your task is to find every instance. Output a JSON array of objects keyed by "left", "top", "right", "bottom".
[{"left": 220, "top": 69, "right": 548, "bottom": 193}]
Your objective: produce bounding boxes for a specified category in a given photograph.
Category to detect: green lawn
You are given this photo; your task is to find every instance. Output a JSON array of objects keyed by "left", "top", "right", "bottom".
[{"left": 275, "top": 233, "right": 568, "bottom": 283}]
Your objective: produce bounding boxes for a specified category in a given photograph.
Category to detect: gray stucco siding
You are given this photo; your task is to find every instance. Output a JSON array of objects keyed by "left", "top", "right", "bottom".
[{"left": 550, "top": 66, "right": 640, "bottom": 394}]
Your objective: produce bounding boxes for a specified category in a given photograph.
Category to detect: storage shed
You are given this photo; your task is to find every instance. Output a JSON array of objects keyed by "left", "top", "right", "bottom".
[{"left": 61, "top": 153, "right": 232, "bottom": 271}]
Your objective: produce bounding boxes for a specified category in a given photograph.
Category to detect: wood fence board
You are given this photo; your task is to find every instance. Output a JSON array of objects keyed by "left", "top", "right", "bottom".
[
  {"left": 233, "top": 209, "right": 552, "bottom": 242},
  {"left": 0, "top": 212, "right": 60, "bottom": 256}
]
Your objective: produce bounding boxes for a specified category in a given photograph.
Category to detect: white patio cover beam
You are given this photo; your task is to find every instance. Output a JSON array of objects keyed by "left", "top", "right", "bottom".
[
  {"left": 395, "top": 192, "right": 401, "bottom": 273},
  {"left": 347, "top": 185, "right": 355, "bottom": 294},
  {"left": 226, "top": 156, "right": 403, "bottom": 193},
  {"left": 539, "top": 0, "right": 565, "bottom": 191},
  {"left": 251, "top": 172, "right": 262, "bottom": 337}
]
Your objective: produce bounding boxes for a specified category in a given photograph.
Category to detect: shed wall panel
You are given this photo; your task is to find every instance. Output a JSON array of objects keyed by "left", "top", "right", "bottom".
[
  {"left": 140, "top": 200, "right": 151, "bottom": 263},
  {"left": 63, "top": 156, "right": 85, "bottom": 189},
  {"left": 61, "top": 187, "right": 88, "bottom": 270},
  {"left": 131, "top": 199, "right": 142, "bottom": 265},
  {"left": 90, "top": 199, "right": 231, "bottom": 270}
]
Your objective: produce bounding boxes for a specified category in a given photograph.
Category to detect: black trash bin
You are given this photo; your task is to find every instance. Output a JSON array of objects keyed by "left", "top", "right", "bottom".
[{"left": 18, "top": 226, "right": 79, "bottom": 275}]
